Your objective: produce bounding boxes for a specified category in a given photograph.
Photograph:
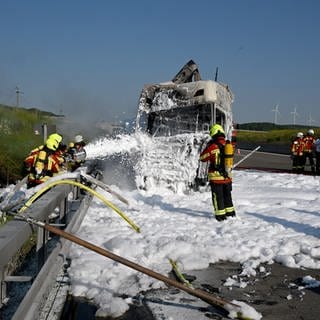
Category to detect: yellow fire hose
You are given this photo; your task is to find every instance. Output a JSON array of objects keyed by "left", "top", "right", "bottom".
[
  {"left": 18, "top": 179, "right": 140, "bottom": 233},
  {"left": 20, "top": 215, "right": 253, "bottom": 320}
]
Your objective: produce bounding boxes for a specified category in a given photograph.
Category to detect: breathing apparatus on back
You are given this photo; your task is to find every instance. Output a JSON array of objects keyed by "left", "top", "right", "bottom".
[
  {"left": 33, "top": 137, "right": 59, "bottom": 179},
  {"left": 34, "top": 150, "right": 47, "bottom": 178},
  {"left": 209, "top": 124, "right": 234, "bottom": 176},
  {"left": 224, "top": 140, "right": 234, "bottom": 175}
]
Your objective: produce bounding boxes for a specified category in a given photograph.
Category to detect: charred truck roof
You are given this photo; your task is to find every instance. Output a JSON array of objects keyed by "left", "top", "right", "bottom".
[{"left": 135, "top": 60, "right": 234, "bottom": 140}]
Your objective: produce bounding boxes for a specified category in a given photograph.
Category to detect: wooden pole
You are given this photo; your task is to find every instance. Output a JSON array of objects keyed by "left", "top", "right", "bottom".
[{"left": 26, "top": 217, "right": 239, "bottom": 310}]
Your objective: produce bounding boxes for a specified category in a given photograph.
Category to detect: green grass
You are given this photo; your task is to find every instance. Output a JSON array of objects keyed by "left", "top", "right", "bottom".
[
  {"left": 0, "top": 104, "right": 58, "bottom": 185},
  {"left": 237, "top": 128, "right": 319, "bottom": 143}
]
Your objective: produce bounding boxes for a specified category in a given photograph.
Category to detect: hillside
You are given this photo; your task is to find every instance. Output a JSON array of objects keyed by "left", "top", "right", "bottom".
[
  {"left": 0, "top": 103, "right": 60, "bottom": 185},
  {"left": 237, "top": 122, "right": 318, "bottom": 131},
  {"left": 236, "top": 122, "right": 319, "bottom": 149}
]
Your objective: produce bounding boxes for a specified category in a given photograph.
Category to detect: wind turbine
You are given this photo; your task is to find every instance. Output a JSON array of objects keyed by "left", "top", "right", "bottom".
[
  {"left": 307, "top": 113, "right": 316, "bottom": 127},
  {"left": 271, "top": 104, "right": 280, "bottom": 124},
  {"left": 291, "top": 107, "right": 299, "bottom": 125},
  {"left": 15, "top": 86, "right": 24, "bottom": 108}
]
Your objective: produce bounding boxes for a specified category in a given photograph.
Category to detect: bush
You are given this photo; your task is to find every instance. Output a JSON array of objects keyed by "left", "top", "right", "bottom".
[{"left": 0, "top": 104, "right": 55, "bottom": 185}]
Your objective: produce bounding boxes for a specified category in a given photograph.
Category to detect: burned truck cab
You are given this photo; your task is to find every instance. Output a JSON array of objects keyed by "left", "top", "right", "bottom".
[
  {"left": 134, "top": 60, "right": 234, "bottom": 191},
  {"left": 136, "top": 60, "right": 234, "bottom": 139}
]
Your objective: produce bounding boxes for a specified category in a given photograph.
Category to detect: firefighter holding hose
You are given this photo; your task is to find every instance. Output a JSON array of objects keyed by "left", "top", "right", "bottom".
[
  {"left": 200, "top": 124, "right": 236, "bottom": 221},
  {"left": 67, "top": 135, "right": 87, "bottom": 172}
]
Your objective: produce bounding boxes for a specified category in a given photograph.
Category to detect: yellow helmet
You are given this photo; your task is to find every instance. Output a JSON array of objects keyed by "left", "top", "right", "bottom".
[
  {"left": 46, "top": 138, "right": 59, "bottom": 151},
  {"left": 209, "top": 124, "right": 225, "bottom": 137},
  {"left": 49, "top": 133, "right": 63, "bottom": 144}
]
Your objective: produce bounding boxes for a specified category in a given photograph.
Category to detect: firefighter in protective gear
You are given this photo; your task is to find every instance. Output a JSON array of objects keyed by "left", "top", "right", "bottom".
[
  {"left": 200, "top": 124, "right": 236, "bottom": 221},
  {"left": 291, "top": 132, "right": 305, "bottom": 174},
  {"left": 25, "top": 137, "right": 62, "bottom": 188},
  {"left": 23, "top": 133, "right": 64, "bottom": 174},
  {"left": 24, "top": 133, "right": 63, "bottom": 159},
  {"left": 302, "top": 129, "right": 315, "bottom": 174},
  {"left": 314, "top": 138, "right": 320, "bottom": 175},
  {"left": 67, "top": 135, "right": 87, "bottom": 172}
]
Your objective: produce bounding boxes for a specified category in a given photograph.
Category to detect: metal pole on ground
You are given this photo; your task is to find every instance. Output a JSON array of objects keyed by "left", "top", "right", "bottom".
[{"left": 17, "top": 216, "right": 253, "bottom": 319}]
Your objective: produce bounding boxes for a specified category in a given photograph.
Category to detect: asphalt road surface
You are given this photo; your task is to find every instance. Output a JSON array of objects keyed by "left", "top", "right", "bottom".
[
  {"left": 115, "top": 261, "right": 320, "bottom": 320},
  {"left": 234, "top": 149, "right": 293, "bottom": 172}
]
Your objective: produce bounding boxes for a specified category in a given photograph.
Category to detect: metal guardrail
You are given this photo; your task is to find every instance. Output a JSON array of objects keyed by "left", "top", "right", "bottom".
[
  {"left": 0, "top": 183, "right": 79, "bottom": 311},
  {"left": 12, "top": 188, "right": 93, "bottom": 320}
]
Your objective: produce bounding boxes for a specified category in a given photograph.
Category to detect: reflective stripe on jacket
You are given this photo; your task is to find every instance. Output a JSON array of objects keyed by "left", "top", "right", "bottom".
[
  {"left": 27, "top": 149, "right": 60, "bottom": 185},
  {"left": 303, "top": 135, "right": 315, "bottom": 152},
  {"left": 199, "top": 136, "right": 232, "bottom": 184},
  {"left": 291, "top": 138, "right": 304, "bottom": 156}
]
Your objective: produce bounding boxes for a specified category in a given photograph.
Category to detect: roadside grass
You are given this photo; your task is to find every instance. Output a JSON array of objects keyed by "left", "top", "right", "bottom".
[
  {"left": 0, "top": 104, "right": 55, "bottom": 185},
  {"left": 237, "top": 128, "right": 319, "bottom": 143}
]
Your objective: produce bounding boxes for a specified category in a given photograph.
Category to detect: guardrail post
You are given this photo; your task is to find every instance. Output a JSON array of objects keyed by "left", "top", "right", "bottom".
[
  {"left": 72, "top": 184, "right": 80, "bottom": 200},
  {"left": 0, "top": 269, "right": 7, "bottom": 307},
  {"left": 59, "top": 197, "right": 67, "bottom": 227},
  {"left": 36, "top": 223, "right": 48, "bottom": 271}
]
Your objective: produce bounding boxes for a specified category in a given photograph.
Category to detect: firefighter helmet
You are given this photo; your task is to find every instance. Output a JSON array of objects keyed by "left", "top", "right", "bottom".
[
  {"left": 49, "top": 133, "right": 63, "bottom": 144},
  {"left": 74, "top": 135, "right": 84, "bottom": 143},
  {"left": 209, "top": 124, "right": 225, "bottom": 137},
  {"left": 46, "top": 138, "right": 59, "bottom": 151}
]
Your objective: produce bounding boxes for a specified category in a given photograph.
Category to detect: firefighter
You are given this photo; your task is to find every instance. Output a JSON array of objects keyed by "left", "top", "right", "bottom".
[
  {"left": 23, "top": 133, "right": 64, "bottom": 175},
  {"left": 67, "top": 135, "right": 87, "bottom": 172},
  {"left": 315, "top": 137, "right": 320, "bottom": 175},
  {"left": 291, "top": 132, "right": 305, "bottom": 174},
  {"left": 303, "top": 129, "right": 315, "bottom": 174},
  {"left": 199, "top": 124, "right": 236, "bottom": 221},
  {"left": 25, "top": 137, "right": 62, "bottom": 188},
  {"left": 24, "top": 132, "right": 63, "bottom": 161}
]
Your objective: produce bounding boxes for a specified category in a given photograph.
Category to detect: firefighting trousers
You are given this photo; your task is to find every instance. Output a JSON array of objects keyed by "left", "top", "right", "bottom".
[
  {"left": 316, "top": 152, "right": 320, "bottom": 174},
  {"left": 210, "top": 181, "right": 235, "bottom": 218},
  {"left": 303, "top": 152, "right": 315, "bottom": 172},
  {"left": 292, "top": 155, "right": 304, "bottom": 173}
]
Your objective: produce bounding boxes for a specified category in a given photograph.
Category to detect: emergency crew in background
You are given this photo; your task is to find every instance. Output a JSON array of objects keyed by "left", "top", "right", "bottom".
[
  {"left": 25, "top": 137, "right": 62, "bottom": 188},
  {"left": 291, "top": 132, "right": 305, "bottom": 174},
  {"left": 314, "top": 137, "right": 320, "bottom": 175},
  {"left": 67, "top": 135, "right": 87, "bottom": 172},
  {"left": 303, "top": 129, "right": 316, "bottom": 174},
  {"left": 199, "top": 124, "right": 236, "bottom": 221}
]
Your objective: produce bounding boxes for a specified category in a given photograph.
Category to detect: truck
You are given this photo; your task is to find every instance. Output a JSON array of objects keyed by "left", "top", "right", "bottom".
[{"left": 134, "top": 60, "right": 234, "bottom": 192}]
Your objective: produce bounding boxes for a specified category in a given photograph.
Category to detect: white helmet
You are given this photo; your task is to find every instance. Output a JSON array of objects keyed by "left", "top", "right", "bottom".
[
  {"left": 297, "top": 132, "right": 303, "bottom": 138},
  {"left": 74, "top": 135, "right": 84, "bottom": 143},
  {"left": 308, "top": 129, "right": 314, "bottom": 135}
]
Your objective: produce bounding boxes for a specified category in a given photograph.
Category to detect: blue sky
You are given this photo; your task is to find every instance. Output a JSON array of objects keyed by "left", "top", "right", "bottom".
[{"left": 0, "top": 0, "right": 319, "bottom": 126}]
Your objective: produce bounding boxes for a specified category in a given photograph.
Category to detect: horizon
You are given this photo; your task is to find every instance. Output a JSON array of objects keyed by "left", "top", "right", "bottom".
[{"left": 2, "top": 102, "right": 320, "bottom": 130}]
